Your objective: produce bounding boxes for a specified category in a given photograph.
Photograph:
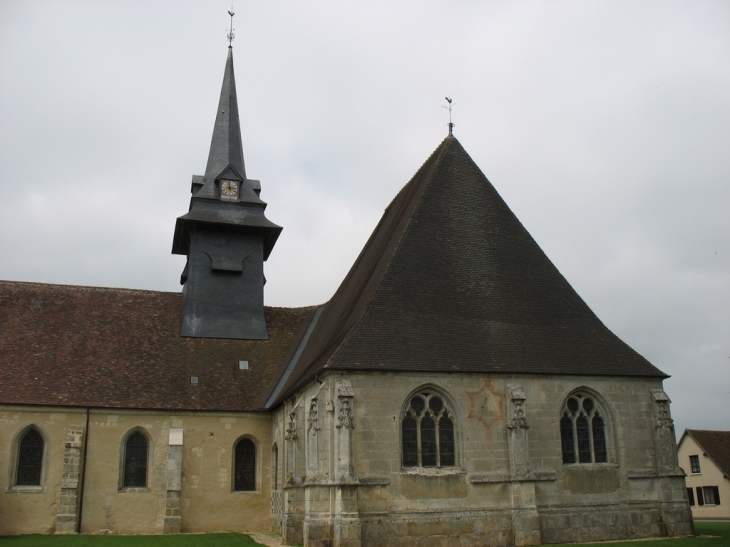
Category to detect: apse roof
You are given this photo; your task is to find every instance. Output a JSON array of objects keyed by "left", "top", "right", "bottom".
[
  {"left": 272, "top": 135, "right": 667, "bottom": 403},
  {"left": 0, "top": 281, "right": 314, "bottom": 412}
]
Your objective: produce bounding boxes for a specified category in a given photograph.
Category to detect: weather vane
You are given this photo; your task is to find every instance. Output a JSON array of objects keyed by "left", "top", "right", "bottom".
[
  {"left": 227, "top": 7, "right": 235, "bottom": 46},
  {"left": 443, "top": 96, "right": 455, "bottom": 135}
]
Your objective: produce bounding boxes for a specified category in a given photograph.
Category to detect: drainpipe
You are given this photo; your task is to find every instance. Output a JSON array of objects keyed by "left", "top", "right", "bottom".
[{"left": 77, "top": 408, "right": 90, "bottom": 533}]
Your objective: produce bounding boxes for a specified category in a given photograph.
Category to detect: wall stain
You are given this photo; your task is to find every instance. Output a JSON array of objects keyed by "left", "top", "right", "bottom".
[{"left": 465, "top": 379, "right": 504, "bottom": 431}]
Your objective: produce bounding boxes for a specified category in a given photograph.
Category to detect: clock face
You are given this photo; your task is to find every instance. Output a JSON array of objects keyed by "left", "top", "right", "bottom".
[{"left": 220, "top": 180, "right": 239, "bottom": 199}]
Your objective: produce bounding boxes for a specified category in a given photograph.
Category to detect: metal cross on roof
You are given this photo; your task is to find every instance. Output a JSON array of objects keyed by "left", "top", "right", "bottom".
[
  {"left": 444, "top": 96, "right": 455, "bottom": 135},
  {"left": 227, "top": 8, "right": 235, "bottom": 46}
]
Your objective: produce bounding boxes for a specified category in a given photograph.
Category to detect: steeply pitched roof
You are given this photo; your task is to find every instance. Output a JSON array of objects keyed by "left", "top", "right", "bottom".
[
  {"left": 0, "top": 281, "right": 314, "bottom": 411},
  {"left": 682, "top": 430, "right": 730, "bottom": 478},
  {"left": 274, "top": 136, "right": 666, "bottom": 402}
]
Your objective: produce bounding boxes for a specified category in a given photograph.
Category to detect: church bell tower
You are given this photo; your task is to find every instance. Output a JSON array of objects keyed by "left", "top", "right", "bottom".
[{"left": 171, "top": 45, "right": 281, "bottom": 339}]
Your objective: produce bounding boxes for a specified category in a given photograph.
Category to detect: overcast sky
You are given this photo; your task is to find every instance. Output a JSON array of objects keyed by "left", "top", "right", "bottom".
[{"left": 1, "top": 1, "right": 727, "bottom": 437}]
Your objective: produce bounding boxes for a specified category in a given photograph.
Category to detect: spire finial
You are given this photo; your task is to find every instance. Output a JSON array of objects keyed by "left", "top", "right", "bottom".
[
  {"left": 443, "top": 96, "right": 455, "bottom": 136},
  {"left": 227, "top": 7, "right": 235, "bottom": 46}
]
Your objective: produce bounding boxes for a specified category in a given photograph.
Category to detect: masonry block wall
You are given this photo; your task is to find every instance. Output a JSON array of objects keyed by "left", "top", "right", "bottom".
[
  {"left": 274, "top": 372, "right": 693, "bottom": 547},
  {"left": 0, "top": 407, "right": 273, "bottom": 535}
]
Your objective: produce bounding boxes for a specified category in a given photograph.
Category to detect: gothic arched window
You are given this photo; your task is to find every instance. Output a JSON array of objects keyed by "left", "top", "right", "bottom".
[
  {"left": 234, "top": 438, "right": 256, "bottom": 491},
  {"left": 122, "top": 431, "right": 149, "bottom": 488},
  {"left": 402, "top": 391, "right": 456, "bottom": 468},
  {"left": 16, "top": 428, "right": 44, "bottom": 486},
  {"left": 560, "top": 392, "right": 608, "bottom": 464}
]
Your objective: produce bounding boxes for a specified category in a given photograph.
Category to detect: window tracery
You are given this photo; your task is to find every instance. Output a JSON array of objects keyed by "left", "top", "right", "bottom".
[
  {"left": 560, "top": 392, "right": 608, "bottom": 464},
  {"left": 402, "top": 391, "right": 455, "bottom": 468}
]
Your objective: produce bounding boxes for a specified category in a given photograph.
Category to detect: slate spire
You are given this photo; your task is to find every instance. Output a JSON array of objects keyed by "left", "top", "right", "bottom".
[
  {"left": 172, "top": 46, "right": 281, "bottom": 340},
  {"left": 204, "top": 47, "right": 246, "bottom": 182}
]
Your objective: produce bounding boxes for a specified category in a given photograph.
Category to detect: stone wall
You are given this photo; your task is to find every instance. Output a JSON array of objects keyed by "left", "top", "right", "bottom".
[
  {"left": 274, "top": 371, "right": 693, "bottom": 547},
  {"left": 0, "top": 407, "right": 87, "bottom": 535},
  {"left": 0, "top": 406, "right": 273, "bottom": 535}
]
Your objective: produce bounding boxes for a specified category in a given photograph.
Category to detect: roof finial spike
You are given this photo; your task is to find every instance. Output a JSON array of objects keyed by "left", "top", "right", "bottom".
[
  {"left": 443, "top": 96, "right": 455, "bottom": 136},
  {"left": 227, "top": 7, "right": 235, "bottom": 47}
]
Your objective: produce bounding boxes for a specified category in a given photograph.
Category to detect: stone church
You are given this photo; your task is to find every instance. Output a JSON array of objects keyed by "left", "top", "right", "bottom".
[{"left": 0, "top": 44, "right": 693, "bottom": 546}]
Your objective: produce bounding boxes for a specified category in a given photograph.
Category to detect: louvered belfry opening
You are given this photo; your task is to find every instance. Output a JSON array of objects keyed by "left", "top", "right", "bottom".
[
  {"left": 123, "top": 432, "right": 149, "bottom": 488},
  {"left": 235, "top": 438, "right": 256, "bottom": 491},
  {"left": 16, "top": 428, "right": 44, "bottom": 485}
]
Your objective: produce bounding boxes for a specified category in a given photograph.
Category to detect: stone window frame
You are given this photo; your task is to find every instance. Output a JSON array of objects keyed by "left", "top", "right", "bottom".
[
  {"left": 231, "top": 434, "right": 260, "bottom": 493},
  {"left": 118, "top": 427, "right": 152, "bottom": 492},
  {"left": 6, "top": 423, "right": 50, "bottom": 493},
  {"left": 558, "top": 388, "right": 615, "bottom": 466},
  {"left": 400, "top": 385, "right": 461, "bottom": 473}
]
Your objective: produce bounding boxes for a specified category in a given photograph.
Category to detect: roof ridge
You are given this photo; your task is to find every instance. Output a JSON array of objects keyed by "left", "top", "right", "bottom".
[{"left": 0, "top": 280, "right": 178, "bottom": 296}]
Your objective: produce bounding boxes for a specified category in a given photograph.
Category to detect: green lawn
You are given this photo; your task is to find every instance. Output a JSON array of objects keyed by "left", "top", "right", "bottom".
[
  {"left": 0, "top": 522, "right": 727, "bottom": 547},
  {"left": 0, "top": 532, "right": 261, "bottom": 547},
  {"left": 552, "top": 522, "right": 730, "bottom": 547}
]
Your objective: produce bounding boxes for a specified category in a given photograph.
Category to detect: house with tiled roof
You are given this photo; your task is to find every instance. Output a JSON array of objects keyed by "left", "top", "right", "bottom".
[
  {"left": 0, "top": 41, "right": 693, "bottom": 546},
  {"left": 678, "top": 430, "right": 730, "bottom": 520}
]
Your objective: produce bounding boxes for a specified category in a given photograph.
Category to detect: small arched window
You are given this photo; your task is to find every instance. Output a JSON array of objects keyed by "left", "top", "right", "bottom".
[
  {"left": 402, "top": 392, "right": 456, "bottom": 468},
  {"left": 16, "top": 428, "right": 44, "bottom": 486},
  {"left": 123, "top": 431, "right": 149, "bottom": 488},
  {"left": 234, "top": 438, "right": 256, "bottom": 491},
  {"left": 560, "top": 393, "right": 608, "bottom": 464}
]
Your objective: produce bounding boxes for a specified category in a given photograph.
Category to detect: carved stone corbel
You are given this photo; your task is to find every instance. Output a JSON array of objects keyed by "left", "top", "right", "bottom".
[
  {"left": 284, "top": 409, "right": 298, "bottom": 441},
  {"left": 335, "top": 378, "right": 355, "bottom": 429},
  {"left": 507, "top": 384, "right": 529, "bottom": 430},
  {"left": 336, "top": 398, "right": 355, "bottom": 429},
  {"left": 307, "top": 397, "right": 319, "bottom": 432},
  {"left": 651, "top": 388, "right": 674, "bottom": 430}
]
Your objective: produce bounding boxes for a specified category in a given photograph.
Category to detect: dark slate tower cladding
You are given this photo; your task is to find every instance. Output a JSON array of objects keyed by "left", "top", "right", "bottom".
[{"left": 172, "top": 47, "right": 281, "bottom": 339}]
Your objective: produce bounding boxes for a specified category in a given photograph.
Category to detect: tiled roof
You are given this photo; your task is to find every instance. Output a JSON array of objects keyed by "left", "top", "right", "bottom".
[
  {"left": 275, "top": 136, "right": 666, "bottom": 402},
  {"left": 684, "top": 430, "right": 730, "bottom": 478},
  {"left": 0, "top": 281, "right": 314, "bottom": 411}
]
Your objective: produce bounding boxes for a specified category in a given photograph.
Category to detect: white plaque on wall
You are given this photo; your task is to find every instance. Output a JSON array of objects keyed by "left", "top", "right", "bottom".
[{"left": 169, "top": 427, "right": 184, "bottom": 446}]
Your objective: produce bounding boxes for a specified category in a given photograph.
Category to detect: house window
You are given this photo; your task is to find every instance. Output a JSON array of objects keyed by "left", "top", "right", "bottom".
[
  {"left": 689, "top": 455, "right": 701, "bottom": 474},
  {"left": 402, "top": 392, "right": 456, "bottom": 468},
  {"left": 234, "top": 438, "right": 256, "bottom": 491},
  {"left": 122, "top": 431, "right": 149, "bottom": 488},
  {"left": 16, "top": 428, "right": 44, "bottom": 486},
  {"left": 687, "top": 488, "right": 695, "bottom": 506},
  {"left": 560, "top": 392, "right": 608, "bottom": 464},
  {"left": 697, "top": 486, "right": 721, "bottom": 506}
]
